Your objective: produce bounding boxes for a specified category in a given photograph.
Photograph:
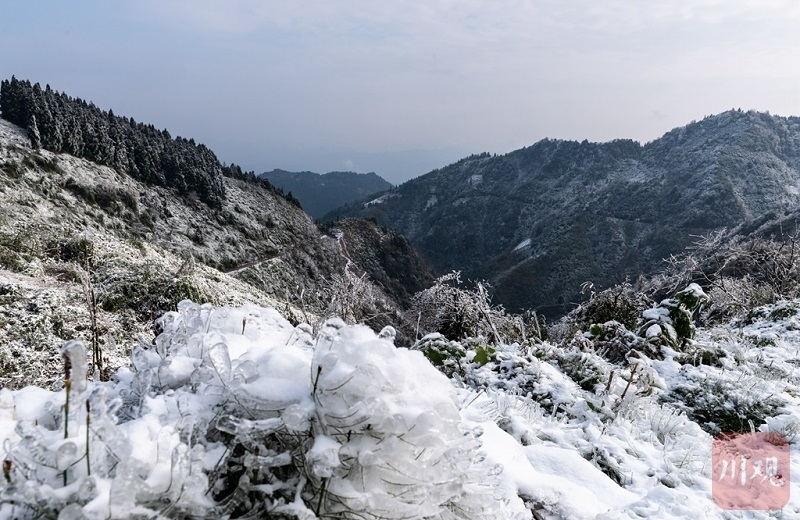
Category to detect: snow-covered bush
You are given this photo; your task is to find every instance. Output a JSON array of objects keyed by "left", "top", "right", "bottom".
[
  {"left": 551, "top": 341, "right": 612, "bottom": 394},
  {"left": 410, "top": 272, "right": 530, "bottom": 345},
  {"left": 739, "top": 299, "right": 800, "bottom": 325},
  {"left": 0, "top": 301, "right": 525, "bottom": 519},
  {"left": 570, "top": 281, "right": 650, "bottom": 333},
  {"left": 652, "top": 230, "right": 800, "bottom": 323},
  {"left": 414, "top": 333, "right": 469, "bottom": 378},
  {"left": 637, "top": 283, "right": 708, "bottom": 352},
  {"left": 98, "top": 255, "right": 209, "bottom": 321},
  {"left": 584, "top": 320, "right": 649, "bottom": 364},
  {"left": 323, "top": 269, "right": 383, "bottom": 325},
  {"left": 665, "top": 376, "right": 782, "bottom": 436},
  {"left": 702, "top": 275, "right": 777, "bottom": 323},
  {"left": 554, "top": 284, "right": 710, "bottom": 373}
]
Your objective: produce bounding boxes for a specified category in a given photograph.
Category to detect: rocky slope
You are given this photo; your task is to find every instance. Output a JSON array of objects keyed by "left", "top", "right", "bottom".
[
  {"left": 327, "top": 110, "right": 800, "bottom": 317},
  {"left": 261, "top": 169, "right": 392, "bottom": 218},
  {"left": 0, "top": 117, "right": 428, "bottom": 389}
]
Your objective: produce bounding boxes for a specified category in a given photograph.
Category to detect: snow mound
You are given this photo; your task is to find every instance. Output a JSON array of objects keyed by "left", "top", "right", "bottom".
[{"left": 0, "top": 301, "right": 529, "bottom": 519}]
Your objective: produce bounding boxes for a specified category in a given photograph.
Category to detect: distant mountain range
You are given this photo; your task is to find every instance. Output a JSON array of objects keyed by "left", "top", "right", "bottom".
[
  {"left": 326, "top": 110, "right": 800, "bottom": 317},
  {"left": 261, "top": 169, "right": 392, "bottom": 218}
]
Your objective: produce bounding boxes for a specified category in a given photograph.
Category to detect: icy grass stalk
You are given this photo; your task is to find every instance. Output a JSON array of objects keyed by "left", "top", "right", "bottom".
[
  {"left": 61, "top": 341, "right": 86, "bottom": 486},
  {"left": 615, "top": 363, "right": 638, "bottom": 411},
  {"left": 85, "top": 400, "right": 90, "bottom": 477},
  {"left": 315, "top": 476, "right": 330, "bottom": 517},
  {"left": 63, "top": 364, "right": 70, "bottom": 442}
]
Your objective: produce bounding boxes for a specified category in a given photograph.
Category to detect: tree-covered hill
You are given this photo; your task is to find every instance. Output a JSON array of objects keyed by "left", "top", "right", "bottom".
[
  {"left": 326, "top": 110, "right": 800, "bottom": 318},
  {"left": 0, "top": 77, "right": 305, "bottom": 209},
  {"left": 0, "top": 106, "right": 431, "bottom": 389}
]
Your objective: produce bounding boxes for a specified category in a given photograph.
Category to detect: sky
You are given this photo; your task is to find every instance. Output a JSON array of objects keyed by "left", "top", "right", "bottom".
[{"left": 3, "top": 1, "right": 800, "bottom": 184}]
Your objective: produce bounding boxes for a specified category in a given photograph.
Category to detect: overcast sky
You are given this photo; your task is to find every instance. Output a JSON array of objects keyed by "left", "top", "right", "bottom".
[{"left": 3, "top": 1, "right": 800, "bottom": 183}]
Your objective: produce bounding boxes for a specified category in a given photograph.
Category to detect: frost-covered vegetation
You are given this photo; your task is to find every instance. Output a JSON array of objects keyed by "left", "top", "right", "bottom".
[
  {"left": 0, "top": 301, "right": 527, "bottom": 518},
  {"left": 3, "top": 86, "right": 800, "bottom": 517},
  {"left": 2, "top": 278, "right": 800, "bottom": 518}
]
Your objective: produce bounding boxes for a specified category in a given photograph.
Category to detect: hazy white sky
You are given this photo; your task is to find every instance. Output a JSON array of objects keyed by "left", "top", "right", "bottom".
[{"left": 3, "top": 0, "right": 800, "bottom": 183}]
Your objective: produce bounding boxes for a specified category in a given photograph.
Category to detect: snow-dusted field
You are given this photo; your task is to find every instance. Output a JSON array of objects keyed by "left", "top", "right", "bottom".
[{"left": 1, "top": 297, "right": 798, "bottom": 518}]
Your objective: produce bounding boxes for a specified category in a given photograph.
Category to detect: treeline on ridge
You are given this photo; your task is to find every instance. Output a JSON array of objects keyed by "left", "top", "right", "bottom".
[{"left": 0, "top": 76, "right": 299, "bottom": 208}]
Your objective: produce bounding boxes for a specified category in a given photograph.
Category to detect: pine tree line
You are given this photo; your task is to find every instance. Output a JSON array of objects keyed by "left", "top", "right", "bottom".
[{"left": 0, "top": 76, "right": 299, "bottom": 209}]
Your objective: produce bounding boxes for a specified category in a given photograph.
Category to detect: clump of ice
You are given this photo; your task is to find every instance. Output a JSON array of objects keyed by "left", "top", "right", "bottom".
[{"left": 0, "top": 301, "right": 526, "bottom": 519}]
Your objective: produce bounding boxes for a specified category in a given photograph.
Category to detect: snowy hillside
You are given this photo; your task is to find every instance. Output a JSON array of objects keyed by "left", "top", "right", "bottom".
[
  {"left": 1, "top": 290, "right": 798, "bottom": 518},
  {"left": 327, "top": 110, "right": 800, "bottom": 317},
  {"left": 0, "top": 116, "right": 432, "bottom": 390}
]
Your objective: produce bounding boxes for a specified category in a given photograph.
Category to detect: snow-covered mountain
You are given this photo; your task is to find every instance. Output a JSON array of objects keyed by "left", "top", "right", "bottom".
[
  {"left": 327, "top": 110, "right": 800, "bottom": 318},
  {"left": 0, "top": 114, "right": 431, "bottom": 390}
]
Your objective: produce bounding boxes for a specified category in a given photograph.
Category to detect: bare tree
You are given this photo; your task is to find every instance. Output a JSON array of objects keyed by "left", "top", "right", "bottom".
[
  {"left": 649, "top": 226, "right": 800, "bottom": 322},
  {"left": 409, "top": 271, "right": 535, "bottom": 344}
]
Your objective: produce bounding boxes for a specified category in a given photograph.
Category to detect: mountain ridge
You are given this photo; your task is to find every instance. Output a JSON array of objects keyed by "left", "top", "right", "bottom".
[
  {"left": 261, "top": 168, "right": 392, "bottom": 218},
  {"left": 326, "top": 109, "right": 800, "bottom": 316}
]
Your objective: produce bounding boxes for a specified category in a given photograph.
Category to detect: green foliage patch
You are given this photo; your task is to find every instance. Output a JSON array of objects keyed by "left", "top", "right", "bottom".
[{"left": 666, "top": 378, "right": 782, "bottom": 435}]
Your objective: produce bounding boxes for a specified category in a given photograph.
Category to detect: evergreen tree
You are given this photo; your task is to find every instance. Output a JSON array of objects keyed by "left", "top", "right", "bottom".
[{"left": 27, "top": 114, "right": 41, "bottom": 149}]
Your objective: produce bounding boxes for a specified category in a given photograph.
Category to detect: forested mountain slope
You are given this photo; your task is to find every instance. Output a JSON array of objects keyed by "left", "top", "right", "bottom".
[
  {"left": 327, "top": 110, "right": 800, "bottom": 317},
  {"left": 0, "top": 81, "right": 432, "bottom": 389}
]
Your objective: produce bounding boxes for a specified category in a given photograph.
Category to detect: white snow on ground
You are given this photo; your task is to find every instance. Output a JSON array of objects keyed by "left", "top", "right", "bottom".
[
  {"left": 513, "top": 238, "right": 531, "bottom": 252},
  {"left": 1, "top": 298, "right": 800, "bottom": 518},
  {"left": 364, "top": 193, "right": 396, "bottom": 207},
  {"left": 0, "top": 118, "right": 30, "bottom": 148}
]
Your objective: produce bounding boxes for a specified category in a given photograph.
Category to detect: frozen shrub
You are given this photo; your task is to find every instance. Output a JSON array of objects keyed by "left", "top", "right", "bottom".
[
  {"left": 557, "top": 337, "right": 613, "bottom": 392},
  {"left": 584, "top": 320, "right": 652, "bottom": 364},
  {"left": 57, "top": 236, "right": 94, "bottom": 266},
  {"left": 413, "top": 333, "right": 470, "bottom": 379},
  {"left": 651, "top": 229, "right": 800, "bottom": 323},
  {"left": 637, "top": 283, "right": 708, "bottom": 353},
  {"left": 740, "top": 300, "right": 800, "bottom": 325},
  {"left": 410, "top": 272, "right": 529, "bottom": 344},
  {"left": 308, "top": 320, "right": 510, "bottom": 518},
  {"left": 665, "top": 377, "right": 782, "bottom": 435},
  {"left": 571, "top": 282, "right": 650, "bottom": 333},
  {"left": 702, "top": 276, "right": 777, "bottom": 323},
  {"left": 0, "top": 302, "right": 524, "bottom": 519},
  {"left": 672, "top": 341, "right": 727, "bottom": 367},
  {"left": 478, "top": 349, "right": 541, "bottom": 397}
]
